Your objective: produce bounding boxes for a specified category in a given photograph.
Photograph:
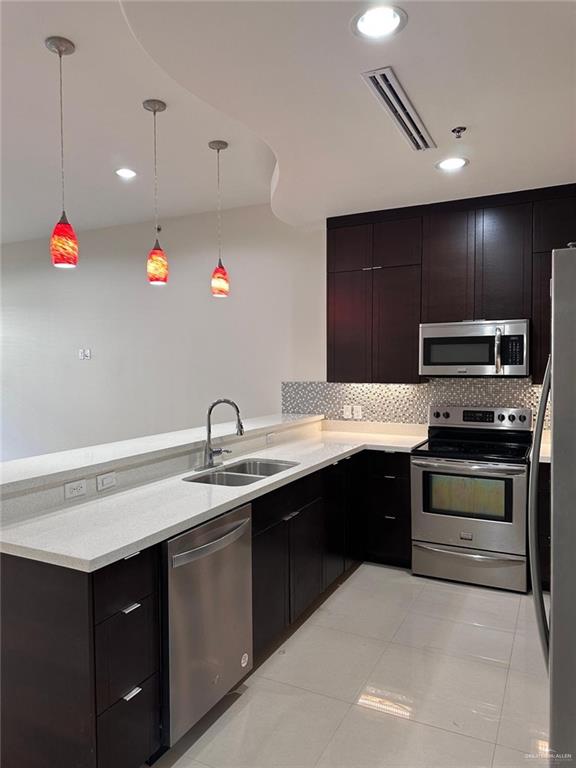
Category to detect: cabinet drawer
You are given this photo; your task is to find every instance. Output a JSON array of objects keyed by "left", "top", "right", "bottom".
[
  {"left": 95, "top": 594, "right": 158, "bottom": 714},
  {"left": 93, "top": 548, "right": 157, "bottom": 624},
  {"left": 252, "top": 472, "right": 323, "bottom": 535},
  {"left": 97, "top": 674, "right": 160, "bottom": 768},
  {"left": 366, "top": 451, "right": 411, "bottom": 480}
]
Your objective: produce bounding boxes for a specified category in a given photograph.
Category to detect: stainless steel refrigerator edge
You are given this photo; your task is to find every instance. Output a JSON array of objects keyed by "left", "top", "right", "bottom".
[{"left": 549, "top": 248, "right": 576, "bottom": 758}]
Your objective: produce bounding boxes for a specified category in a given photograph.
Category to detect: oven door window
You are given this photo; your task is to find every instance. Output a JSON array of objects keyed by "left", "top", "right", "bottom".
[
  {"left": 423, "top": 472, "right": 513, "bottom": 522},
  {"left": 423, "top": 336, "right": 495, "bottom": 366}
]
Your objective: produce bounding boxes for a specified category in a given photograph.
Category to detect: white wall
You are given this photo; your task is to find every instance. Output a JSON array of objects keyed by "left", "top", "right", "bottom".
[{"left": 1, "top": 205, "right": 326, "bottom": 460}]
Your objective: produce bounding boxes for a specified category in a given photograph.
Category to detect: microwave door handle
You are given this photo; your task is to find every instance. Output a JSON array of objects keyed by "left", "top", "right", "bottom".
[
  {"left": 528, "top": 354, "right": 551, "bottom": 668},
  {"left": 495, "top": 327, "right": 502, "bottom": 374}
]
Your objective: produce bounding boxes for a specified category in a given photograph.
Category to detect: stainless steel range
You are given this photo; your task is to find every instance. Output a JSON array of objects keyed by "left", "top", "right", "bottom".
[{"left": 411, "top": 405, "right": 532, "bottom": 592}]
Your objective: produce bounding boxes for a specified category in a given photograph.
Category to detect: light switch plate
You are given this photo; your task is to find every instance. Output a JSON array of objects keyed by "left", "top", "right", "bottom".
[
  {"left": 343, "top": 405, "right": 353, "bottom": 419},
  {"left": 353, "top": 405, "right": 363, "bottom": 420},
  {"left": 97, "top": 472, "right": 117, "bottom": 492}
]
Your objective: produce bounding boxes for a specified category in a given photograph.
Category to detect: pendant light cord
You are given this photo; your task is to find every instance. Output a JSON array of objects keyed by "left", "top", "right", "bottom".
[
  {"left": 153, "top": 110, "right": 159, "bottom": 235},
  {"left": 58, "top": 53, "right": 65, "bottom": 212},
  {"left": 216, "top": 148, "right": 222, "bottom": 263}
]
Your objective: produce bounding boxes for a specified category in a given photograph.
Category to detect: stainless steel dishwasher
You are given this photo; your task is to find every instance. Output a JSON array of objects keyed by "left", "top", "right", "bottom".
[{"left": 164, "top": 504, "right": 253, "bottom": 745}]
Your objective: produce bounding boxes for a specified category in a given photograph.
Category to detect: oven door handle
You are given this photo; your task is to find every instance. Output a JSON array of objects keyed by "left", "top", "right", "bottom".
[
  {"left": 413, "top": 543, "right": 521, "bottom": 564},
  {"left": 411, "top": 458, "right": 526, "bottom": 476}
]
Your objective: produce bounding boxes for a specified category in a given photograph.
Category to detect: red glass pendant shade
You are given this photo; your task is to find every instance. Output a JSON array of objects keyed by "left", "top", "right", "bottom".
[
  {"left": 147, "top": 239, "right": 168, "bottom": 285},
  {"left": 211, "top": 258, "right": 230, "bottom": 297},
  {"left": 50, "top": 212, "right": 78, "bottom": 268}
]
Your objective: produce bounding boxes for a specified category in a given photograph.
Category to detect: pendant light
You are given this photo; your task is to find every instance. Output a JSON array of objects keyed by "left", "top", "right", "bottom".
[
  {"left": 45, "top": 36, "right": 78, "bottom": 268},
  {"left": 143, "top": 99, "right": 168, "bottom": 285},
  {"left": 209, "top": 140, "right": 230, "bottom": 297}
]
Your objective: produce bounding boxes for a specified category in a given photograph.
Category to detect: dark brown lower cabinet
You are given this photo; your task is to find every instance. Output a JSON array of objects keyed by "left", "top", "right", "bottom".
[
  {"left": 356, "top": 452, "right": 412, "bottom": 568},
  {"left": 0, "top": 549, "right": 161, "bottom": 768},
  {"left": 252, "top": 519, "right": 290, "bottom": 659},
  {"left": 252, "top": 465, "right": 361, "bottom": 660},
  {"left": 290, "top": 498, "right": 326, "bottom": 622}
]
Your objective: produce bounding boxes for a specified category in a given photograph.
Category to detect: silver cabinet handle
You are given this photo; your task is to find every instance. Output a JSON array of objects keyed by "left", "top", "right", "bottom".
[
  {"left": 384, "top": 515, "right": 397, "bottom": 520},
  {"left": 495, "top": 327, "right": 502, "bottom": 374},
  {"left": 121, "top": 602, "right": 141, "bottom": 615},
  {"left": 123, "top": 551, "right": 140, "bottom": 560},
  {"left": 172, "top": 519, "right": 250, "bottom": 568},
  {"left": 383, "top": 475, "right": 396, "bottom": 479},
  {"left": 123, "top": 686, "right": 142, "bottom": 702},
  {"left": 528, "top": 354, "right": 551, "bottom": 667}
]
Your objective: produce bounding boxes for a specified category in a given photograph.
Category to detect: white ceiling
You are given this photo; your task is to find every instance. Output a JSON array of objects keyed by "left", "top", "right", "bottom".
[
  {"left": 1, "top": 2, "right": 275, "bottom": 244},
  {"left": 123, "top": 0, "right": 576, "bottom": 227}
]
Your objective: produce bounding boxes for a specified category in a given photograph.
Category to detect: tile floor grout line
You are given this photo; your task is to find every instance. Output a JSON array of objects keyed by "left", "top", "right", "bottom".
[{"left": 254, "top": 672, "right": 366, "bottom": 707}]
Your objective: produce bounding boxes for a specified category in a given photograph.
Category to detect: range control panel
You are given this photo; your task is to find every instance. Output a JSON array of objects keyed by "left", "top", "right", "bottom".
[{"left": 429, "top": 405, "right": 532, "bottom": 430}]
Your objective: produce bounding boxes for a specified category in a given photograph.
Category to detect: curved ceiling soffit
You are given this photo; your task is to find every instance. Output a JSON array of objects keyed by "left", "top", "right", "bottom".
[{"left": 119, "top": 1, "right": 284, "bottom": 226}]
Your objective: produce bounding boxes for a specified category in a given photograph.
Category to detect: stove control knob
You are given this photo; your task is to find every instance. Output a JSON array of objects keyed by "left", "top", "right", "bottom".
[
  {"left": 433, "top": 411, "right": 441, "bottom": 419},
  {"left": 508, "top": 414, "right": 516, "bottom": 422},
  {"left": 443, "top": 411, "right": 450, "bottom": 419},
  {"left": 519, "top": 414, "right": 527, "bottom": 423},
  {"left": 498, "top": 414, "right": 506, "bottom": 421}
]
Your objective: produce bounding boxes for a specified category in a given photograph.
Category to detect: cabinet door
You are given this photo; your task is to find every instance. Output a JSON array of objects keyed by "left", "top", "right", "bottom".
[
  {"left": 290, "top": 498, "right": 325, "bottom": 622},
  {"left": 323, "top": 463, "right": 347, "bottom": 589},
  {"left": 372, "top": 265, "right": 421, "bottom": 383},
  {"left": 373, "top": 218, "right": 422, "bottom": 267},
  {"left": 252, "top": 521, "right": 290, "bottom": 659},
  {"left": 533, "top": 197, "right": 576, "bottom": 252},
  {"left": 532, "top": 252, "right": 552, "bottom": 384},
  {"left": 422, "top": 210, "right": 475, "bottom": 322},
  {"left": 474, "top": 204, "right": 532, "bottom": 320},
  {"left": 327, "top": 270, "right": 372, "bottom": 382},
  {"left": 327, "top": 224, "right": 372, "bottom": 272}
]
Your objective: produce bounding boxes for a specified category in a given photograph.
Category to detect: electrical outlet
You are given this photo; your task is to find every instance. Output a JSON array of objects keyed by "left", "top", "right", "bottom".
[
  {"left": 64, "top": 479, "right": 87, "bottom": 499},
  {"left": 97, "top": 472, "right": 117, "bottom": 492},
  {"left": 78, "top": 348, "right": 92, "bottom": 360},
  {"left": 343, "top": 405, "right": 353, "bottom": 419},
  {"left": 353, "top": 405, "right": 363, "bottom": 420}
]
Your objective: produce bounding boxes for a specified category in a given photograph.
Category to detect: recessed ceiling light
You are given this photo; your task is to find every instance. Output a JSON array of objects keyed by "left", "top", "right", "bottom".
[
  {"left": 436, "top": 157, "right": 469, "bottom": 172},
  {"left": 353, "top": 6, "right": 407, "bottom": 39},
  {"left": 115, "top": 168, "right": 137, "bottom": 180}
]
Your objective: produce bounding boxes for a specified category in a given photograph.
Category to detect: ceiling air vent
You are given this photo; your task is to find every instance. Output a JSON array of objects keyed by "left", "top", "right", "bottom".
[{"left": 362, "top": 66, "right": 436, "bottom": 151}]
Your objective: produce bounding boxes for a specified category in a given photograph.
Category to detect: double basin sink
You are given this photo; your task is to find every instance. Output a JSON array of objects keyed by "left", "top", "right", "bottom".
[{"left": 183, "top": 459, "right": 299, "bottom": 486}]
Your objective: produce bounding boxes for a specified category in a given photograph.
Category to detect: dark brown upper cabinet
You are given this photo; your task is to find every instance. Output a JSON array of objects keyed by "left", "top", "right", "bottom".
[
  {"left": 533, "top": 197, "right": 576, "bottom": 252},
  {"left": 372, "top": 265, "right": 421, "bottom": 384},
  {"left": 532, "top": 251, "right": 552, "bottom": 385},
  {"left": 474, "top": 204, "right": 532, "bottom": 320},
  {"left": 373, "top": 218, "right": 422, "bottom": 267},
  {"left": 327, "top": 224, "right": 372, "bottom": 272},
  {"left": 327, "top": 270, "right": 372, "bottom": 382},
  {"left": 422, "top": 210, "right": 475, "bottom": 323}
]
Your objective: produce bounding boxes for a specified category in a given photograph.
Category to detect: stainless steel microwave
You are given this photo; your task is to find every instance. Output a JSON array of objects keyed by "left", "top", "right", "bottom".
[{"left": 419, "top": 319, "right": 530, "bottom": 377}]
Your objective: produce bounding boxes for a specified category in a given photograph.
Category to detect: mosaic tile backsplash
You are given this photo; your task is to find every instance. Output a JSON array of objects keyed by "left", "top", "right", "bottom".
[{"left": 282, "top": 380, "right": 549, "bottom": 427}]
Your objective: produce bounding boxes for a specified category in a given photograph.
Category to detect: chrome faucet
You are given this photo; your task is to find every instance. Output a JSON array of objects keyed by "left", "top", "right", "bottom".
[{"left": 199, "top": 399, "right": 245, "bottom": 470}]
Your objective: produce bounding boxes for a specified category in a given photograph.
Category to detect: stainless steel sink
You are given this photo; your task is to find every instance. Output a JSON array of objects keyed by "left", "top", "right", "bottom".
[
  {"left": 225, "top": 459, "right": 299, "bottom": 476},
  {"left": 183, "top": 472, "right": 263, "bottom": 486},
  {"left": 183, "top": 458, "right": 299, "bottom": 486}
]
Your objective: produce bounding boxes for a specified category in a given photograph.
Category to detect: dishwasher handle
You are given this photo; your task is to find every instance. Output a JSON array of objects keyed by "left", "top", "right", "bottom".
[{"left": 171, "top": 518, "right": 250, "bottom": 569}]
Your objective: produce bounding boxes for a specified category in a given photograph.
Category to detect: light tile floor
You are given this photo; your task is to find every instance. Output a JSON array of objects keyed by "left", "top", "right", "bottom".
[{"left": 155, "top": 564, "right": 551, "bottom": 768}]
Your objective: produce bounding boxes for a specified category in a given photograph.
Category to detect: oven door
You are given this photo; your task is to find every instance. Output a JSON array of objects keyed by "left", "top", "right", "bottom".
[{"left": 411, "top": 457, "right": 527, "bottom": 555}]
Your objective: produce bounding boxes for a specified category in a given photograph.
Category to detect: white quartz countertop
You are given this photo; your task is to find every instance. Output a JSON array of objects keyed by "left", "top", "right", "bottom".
[{"left": 0, "top": 430, "right": 425, "bottom": 572}]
